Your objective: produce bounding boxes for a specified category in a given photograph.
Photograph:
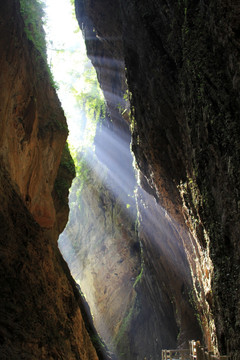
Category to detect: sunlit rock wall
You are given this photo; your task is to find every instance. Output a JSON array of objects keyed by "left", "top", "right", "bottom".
[
  {"left": 0, "top": 0, "right": 68, "bottom": 229},
  {"left": 75, "top": 0, "right": 240, "bottom": 359},
  {"left": 0, "top": 1, "right": 99, "bottom": 358},
  {"left": 59, "top": 150, "right": 140, "bottom": 354}
]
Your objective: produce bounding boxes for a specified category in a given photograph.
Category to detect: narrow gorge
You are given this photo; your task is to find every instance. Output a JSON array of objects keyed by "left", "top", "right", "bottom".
[{"left": 0, "top": 1, "right": 239, "bottom": 360}]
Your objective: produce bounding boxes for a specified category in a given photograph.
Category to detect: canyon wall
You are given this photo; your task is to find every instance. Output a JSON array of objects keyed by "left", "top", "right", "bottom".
[
  {"left": 119, "top": 2, "right": 240, "bottom": 358},
  {"left": 73, "top": 0, "right": 202, "bottom": 358},
  {"left": 2, "top": 0, "right": 238, "bottom": 358},
  {"left": 0, "top": 1, "right": 101, "bottom": 358},
  {"left": 75, "top": 0, "right": 240, "bottom": 359},
  {"left": 60, "top": 126, "right": 201, "bottom": 359}
]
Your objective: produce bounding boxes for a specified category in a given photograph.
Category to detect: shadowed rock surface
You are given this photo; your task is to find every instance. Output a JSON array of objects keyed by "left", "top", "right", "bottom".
[
  {"left": 0, "top": 1, "right": 104, "bottom": 358},
  {"left": 0, "top": 165, "right": 98, "bottom": 359},
  {"left": 75, "top": 0, "right": 240, "bottom": 358}
]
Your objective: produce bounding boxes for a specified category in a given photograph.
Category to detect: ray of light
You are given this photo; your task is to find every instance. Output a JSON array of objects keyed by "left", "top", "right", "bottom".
[
  {"left": 43, "top": 0, "right": 98, "bottom": 149},
  {"left": 43, "top": 0, "right": 192, "bottom": 355},
  {"left": 43, "top": 0, "right": 131, "bottom": 354}
]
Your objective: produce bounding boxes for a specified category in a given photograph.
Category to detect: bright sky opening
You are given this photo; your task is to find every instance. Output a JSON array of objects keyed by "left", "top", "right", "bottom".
[{"left": 43, "top": 0, "right": 100, "bottom": 150}]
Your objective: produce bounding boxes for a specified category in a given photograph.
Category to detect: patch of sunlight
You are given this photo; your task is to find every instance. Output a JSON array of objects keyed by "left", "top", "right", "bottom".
[{"left": 42, "top": 0, "right": 102, "bottom": 150}]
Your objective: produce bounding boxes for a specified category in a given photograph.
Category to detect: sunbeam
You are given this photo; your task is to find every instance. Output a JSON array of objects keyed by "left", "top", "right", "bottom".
[
  {"left": 43, "top": 0, "right": 139, "bottom": 354},
  {"left": 43, "top": 0, "right": 197, "bottom": 357}
]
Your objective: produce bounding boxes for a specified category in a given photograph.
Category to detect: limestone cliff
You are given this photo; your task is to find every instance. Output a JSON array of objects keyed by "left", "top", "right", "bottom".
[
  {"left": 0, "top": 1, "right": 100, "bottom": 358},
  {"left": 75, "top": 0, "right": 240, "bottom": 359}
]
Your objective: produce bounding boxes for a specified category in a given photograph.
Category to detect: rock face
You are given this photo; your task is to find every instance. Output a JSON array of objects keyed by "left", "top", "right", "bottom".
[
  {"left": 60, "top": 141, "right": 202, "bottom": 359},
  {"left": 119, "top": 2, "right": 240, "bottom": 358},
  {"left": 59, "top": 150, "right": 140, "bottom": 353},
  {"left": 0, "top": 1, "right": 69, "bottom": 229},
  {"left": 75, "top": 0, "right": 240, "bottom": 359},
  {"left": 135, "top": 187, "right": 201, "bottom": 347},
  {"left": 0, "top": 1, "right": 100, "bottom": 358},
  {"left": 71, "top": 1, "right": 202, "bottom": 358},
  {"left": 0, "top": 166, "right": 97, "bottom": 359}
]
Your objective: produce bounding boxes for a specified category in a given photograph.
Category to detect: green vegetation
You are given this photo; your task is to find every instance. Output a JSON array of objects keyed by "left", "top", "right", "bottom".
[
  {"left": 47, "top": 110, "right": 69, "bottom": 133},
  {"left": 133, "top": 241, "right": 144, "bottom": 289},
  {"left": 68, "top": 150, "right": 105, "bottom": 212},
  {"left": 188, "top": 289, "right": 204, "bottom": 333},
  {"left": 90, "top": 334, "right": 108, "bottom": 354},
  {"left": 54, "top": 176, "right": 71, "bottom": 204},
  {"left": 19, "top": 0, "right": 46, "bottom": 59},
  {"left": 19, "top": 0, "right": 58, "bottom": 88},
  {"left": 114, "top": 304, "right": 135, "bottom": 349},
  {"left": 54, "top": 142, "right": 76, "bottom": 205},
  {"left": 114, "top": 297, "right": 141, "bottom": 358},
  {"left": 133, "top": 265, "right": 143, "bottom": 289},
  {"left": 72, "top": 64, "right": 106, "bottom": 127},
  {"left": 117, "top": 89, "right": 131, "bottom": 115},
  {"left": 67, "top": 63, "right": 107, "bottom": 197},
  {"left": 60, "top": 143, "right": 76, "bottom": 177},
  {"left": 71, "top": 151, "right": 91, "bottom": 196}
]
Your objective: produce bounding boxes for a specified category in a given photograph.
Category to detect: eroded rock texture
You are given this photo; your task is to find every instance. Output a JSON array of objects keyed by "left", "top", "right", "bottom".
[
  {"left": 0, "top": 1, "right": 100, "bottom": 358},
  {"left": 75, "top": 0, "right": 240, "bottom": 358}
]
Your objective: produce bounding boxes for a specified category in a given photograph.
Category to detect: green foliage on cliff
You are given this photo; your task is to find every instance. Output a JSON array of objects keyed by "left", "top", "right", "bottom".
[
  {"left": 61, "top": 143, "right": 76, "bottom": 177},
  {"left": 67, "top": 64, "right": 107, "bottom": 199},
  {"left": 114, "top": 297, "right": 141, "bottom": 358},
  {"left": 71, "top": 150, "right": 91, "bottom": 200},
  {"left": 19, "top": 0, "right": 58, "bottom": 88},
  {"left": 133, "top": 266, "right": 143, "bottom": 289},
  {"left": 71, "top": 63, "right": 106, "bottom": 128},
  {"left": 19, "top": 0, "right": 47, "bottom": 59},
  {"left": 54, "top": 143, "right": 76, "bottom": 205},
  {"left": 74, "top": 154, "right": 90, "bottom": 181},
  {"left": 54, "top": 177, "right": 71, "bottom": 205}
]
